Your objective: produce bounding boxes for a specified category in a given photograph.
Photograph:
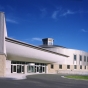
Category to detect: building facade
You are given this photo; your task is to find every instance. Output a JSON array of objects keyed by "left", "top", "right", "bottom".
[{"left": 0, "top": 12, "right": 88, "bottom": 77}]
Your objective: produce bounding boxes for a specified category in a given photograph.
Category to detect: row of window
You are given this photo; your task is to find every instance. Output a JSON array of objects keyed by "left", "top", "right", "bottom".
[
  {"left": 74, "top": 55, "right": 88, "bottom": 62},
  {"left": 11, "top": 61, "right": 46, "bottom": 66},
  {"left": 51, "top": 64, "right": 87, "bottom": 69}
]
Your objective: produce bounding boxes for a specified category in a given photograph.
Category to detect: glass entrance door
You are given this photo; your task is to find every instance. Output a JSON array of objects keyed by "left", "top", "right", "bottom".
[
  {"left": 27, "top": 65, "right": 35, "bottom": 73},
  {"left": 11, "top": 65, "right": 24, "bottom": 73},
  {"left": 11, "top": 65, "right": 17, "bottom": 73},
  {"left": 27, "top": 63, "right": 46, "bottom": 73},
  {"left": 17, "top": 65, "right": 21, "bottom": 73}
]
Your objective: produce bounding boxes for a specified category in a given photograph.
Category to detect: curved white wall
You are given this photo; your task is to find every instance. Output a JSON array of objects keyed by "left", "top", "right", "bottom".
[
  {"left": 43, "top": 47, "right": 88, "bottom": 65},
  {"left": 66, "top": 49, "right": 88, "bottom": 65},
  {"left": 6, "top": 41, "right": 67, "bottom": 64}
]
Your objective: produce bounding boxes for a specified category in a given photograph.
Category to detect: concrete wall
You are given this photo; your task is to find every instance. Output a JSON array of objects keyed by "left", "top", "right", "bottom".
[
  {"left": 6, "top": 60, "right": 11, "bottom": 75},
  {"left": 0, "top": 12, "right": 7, "bottom": 77},
  {"left": 0, "top": 55, "right": 6, "bottom": 77},
  {"left": 0, "top": 12, "right": 6, "bottom": 54}
]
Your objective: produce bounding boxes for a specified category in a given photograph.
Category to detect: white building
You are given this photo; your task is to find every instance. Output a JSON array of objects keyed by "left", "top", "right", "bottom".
[{"left": 0, "top": 12, "right": 88, "bottom": 77}]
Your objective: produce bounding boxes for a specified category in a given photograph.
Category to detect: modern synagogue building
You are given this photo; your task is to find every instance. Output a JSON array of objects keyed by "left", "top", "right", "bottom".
[{"left": 0, "top": 12, "right": 88, "bottom": 77}]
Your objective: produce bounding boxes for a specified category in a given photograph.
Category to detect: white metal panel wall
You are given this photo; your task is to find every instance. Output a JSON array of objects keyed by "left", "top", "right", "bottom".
[
  {"left": 43, "top": 47, "right": 88, "bottom": 65},
  {"left": 6, "top": 41, "right": 67, "bottom": 63},
  {"left": 57, "top": 48, "right": 88, "bottom": 65}
]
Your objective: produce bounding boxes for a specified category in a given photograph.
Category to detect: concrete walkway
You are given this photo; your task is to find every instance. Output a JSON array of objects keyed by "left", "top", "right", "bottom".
[
  {"left": 3, "top": 74, "right": 27, "bottom": 80},
  {"left": 2, "top": 73, "right": 46, "bottom": 80}
]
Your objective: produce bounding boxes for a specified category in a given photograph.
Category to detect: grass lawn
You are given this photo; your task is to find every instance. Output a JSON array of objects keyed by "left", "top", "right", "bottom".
[{"left": 65, "top": 75, "right": 88, "bottom": 80}]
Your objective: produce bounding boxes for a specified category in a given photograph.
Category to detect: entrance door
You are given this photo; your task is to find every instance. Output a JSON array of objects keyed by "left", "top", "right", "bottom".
[
  {"left": 36, "top": 66, "right": 39, "bottom": 73},
  {"left": 11, "top": 65, "right": 17, "bottom": 73},
  {"left": 39, "top": 66, "right": 42, "bottom": 73},
  {"left": 22, "top": 65, "right": 24, "bottom": 73},
  {"left": 11, "top": 65, "right": 24, "bottom": 73},
  {"left": 17, "top": 65, "right": 21, "bottom": 73}
]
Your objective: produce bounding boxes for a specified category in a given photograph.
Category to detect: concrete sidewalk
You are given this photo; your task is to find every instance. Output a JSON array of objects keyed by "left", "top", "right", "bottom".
[
  {"left": 3, "top": 74, "right": 27, "bottom": 80},
  {"left": 1, "top": 73, "right": 46, "bottom": 80}
]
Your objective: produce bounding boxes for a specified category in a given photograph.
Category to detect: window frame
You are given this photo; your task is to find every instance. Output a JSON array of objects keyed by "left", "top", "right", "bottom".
[
  {"left": 74, "top": 54, "right": 77, "bottom": 61},
  {"left": 80, "top": 65, "right": 82, "bottom": 69},
  {"left": 67, "top": 65, "right": 70, "bottom": 69},
  {"left": 84, "top": 56, "right": 86, "bottom": 62},
  {"left": 85, "top": 66, "right": 86, "bottom": 69},
  {"left": 74, "top": 65, "right": 77, "bottom": 69},
  {"left": 59, "top": 65, "right": 62, "bottom": 69},
  {"left": 87, "top": 57, "right": 88, "bottom": 62},
  {"left": 51, "top": 64, "right": 54, "bottom": 69},
  {"left": 79, "top": 55, "right": 82, "bottom": 61}
]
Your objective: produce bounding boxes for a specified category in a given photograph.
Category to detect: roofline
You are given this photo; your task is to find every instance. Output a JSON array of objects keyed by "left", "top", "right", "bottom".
[
  {"left": 39, "top": 45, "right": 66, "bottom": 48},
  {"left": 5, "top": 37, "right": 69, "bottom": 57}
]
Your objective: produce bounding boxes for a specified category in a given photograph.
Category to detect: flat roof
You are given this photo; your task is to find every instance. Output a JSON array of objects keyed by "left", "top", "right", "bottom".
[{"left": 5, "top": 37, "right": 69, "bottom": 57}]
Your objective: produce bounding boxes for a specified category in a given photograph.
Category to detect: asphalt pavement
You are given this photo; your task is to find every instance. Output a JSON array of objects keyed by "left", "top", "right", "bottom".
[{"left": 0, "top": 74, "right": 88, "bottom": 88}]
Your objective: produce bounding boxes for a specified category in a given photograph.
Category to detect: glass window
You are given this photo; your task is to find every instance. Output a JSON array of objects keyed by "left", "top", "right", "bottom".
[
  {"left": 51, "top": 64, "right": 54, "bottom": 69},
  {"left": 74, "top": 55, "right": 76, "bottom": 61},
  {"left": 59, "top": 65, "right": 62, "bottom": 69},
  {"left": 17, "top": 61, "right": 21, "bottom": 64},
  {"left": 74, "top": 65, "right": 77, "bottom": 69},
  {"left": 13, "top": 66, "right": 16, "bottom": 72},
  {"left": 48, "top": 42, "right": 53, "bottom": 45},
  {"left": 80, "top": 55, "right": 82, "bottom": 61},
  {"left": 11, "top": 61, "right": 16, "bottom": 64},
  {"left": 87, "top": 57, "right": 88, "bottom": 62},
  {"left": 22, "top": 62, "right": 25, "bottom": 64},
  {"left": 84, "top": 56, "right": 86, "bottom": 62},
  {"left": 80, "top": 65, "right": 82, "bottom": 69},
  {"left": 85, "top": 66, "right": 86, "bottom": 69},
  {"left": 67, "top": 65, "right": 70, "bottom": 69}
]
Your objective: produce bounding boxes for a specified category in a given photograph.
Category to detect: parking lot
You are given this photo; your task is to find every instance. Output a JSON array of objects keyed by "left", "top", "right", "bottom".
[{"left": 0, "top": 74, "right": 88, "bottom": 88}]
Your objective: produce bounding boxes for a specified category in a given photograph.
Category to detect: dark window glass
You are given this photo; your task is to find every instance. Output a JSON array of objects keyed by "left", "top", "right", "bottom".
[
  {"left": 51, "top": 64, "right": 54, "bottom": 69},
  {"left": 80, "top": 55, "right": 82, "bottom": 61},
  {"left": 80, "top": 65, "right": 82, "bottom": 69},
  {"left": 11, "top": 61, "right": 16, "bottom": 64},
  {"left": 87, "top": 57, "right": 88, "bottom": 62},
  {"left": 74, "top": 65, "right": 77, "bottom": 69},
  {"left": 59, "top": 65, "right": 62, "bottom": 69},
  {"left": 43, "top": 67, "right": 45, "bottom": 72},
  {"left": 13, "top": 66, "right": 16, "bottom": 72},
  {"left": 67, "top": 65, "right": 70, "bottom": 69},
  {"left": 11, "top": 65, "right": 12, "bottom": 73},
  {"left": 85, "top": 66, "right": 86, "bottom": 69},
  {"left": 17, "top": 61, "right": 20, "bottom": 64},
  {"left": 74, "top": 55, "right": 76, "bottom": 61},
  {"left": 22, "top": 62, "right": 25, "bottom": 64},
  {"left": 84, "top": 56, "right": 86, "bottom": 62},
  {"left": 22, "top": 66, "right": 24, "bottom": 72},
  {"left": 37, "top": 63, "right": 39, "bottom": 65}
]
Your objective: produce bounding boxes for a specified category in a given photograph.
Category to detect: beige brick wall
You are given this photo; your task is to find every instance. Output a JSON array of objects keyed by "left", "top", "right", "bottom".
[
  {"left": 47, "top": 64, "right": 59, "bottom": 73},
  {"left": 0, "top": 55, "right": 6, "bottom": 77},
  {"left": 47, "top": 64, "right": 88, "bottom": 74}
]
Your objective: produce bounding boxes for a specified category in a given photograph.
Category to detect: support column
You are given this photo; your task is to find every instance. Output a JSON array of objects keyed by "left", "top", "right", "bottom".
[
  {"left": 24, "top": 65, "right": 27, "bottom": 74},
  {"left": 46, "top": 65, "right": 48, "bottom": 74},
  {"left": 0, "top": 12, "right": 7, "bottom": 77},
  {"left": 0, "top": 55, "right": 6, "bottom": 77}
]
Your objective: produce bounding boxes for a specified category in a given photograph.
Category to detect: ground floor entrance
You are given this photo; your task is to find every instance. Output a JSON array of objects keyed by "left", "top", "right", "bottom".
[
  {"left": 27, "top": 63, "right": 46, "bottom": 73},
  {"left": 11, "top": 64, "right": 24, "bottom": 73},
  {"left": 11, "top": 61, "right": 46, "bottom": 74}
]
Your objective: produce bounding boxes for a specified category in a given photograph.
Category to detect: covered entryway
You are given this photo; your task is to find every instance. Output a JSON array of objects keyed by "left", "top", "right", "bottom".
[
  {"left": 11, "top": 62, "right": 25, "bottom": 73},
  {"left": 27, "top": 63, "right": 46, "bottom": 73}
]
